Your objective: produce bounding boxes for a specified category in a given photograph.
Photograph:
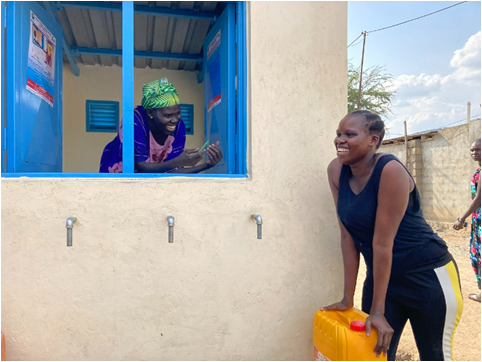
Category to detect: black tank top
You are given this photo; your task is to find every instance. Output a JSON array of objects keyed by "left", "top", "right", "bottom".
[{"left": 337, "top": 154, "right": 451, "bottom": 284}]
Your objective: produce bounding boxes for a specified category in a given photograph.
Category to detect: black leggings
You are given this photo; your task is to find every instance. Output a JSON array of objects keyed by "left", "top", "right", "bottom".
[{"left": 362, "top": 260, "right": 463, "bottom": 361}]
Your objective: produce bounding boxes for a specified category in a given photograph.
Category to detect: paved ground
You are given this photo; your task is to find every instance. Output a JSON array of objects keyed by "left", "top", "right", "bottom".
[{"left": 353, "top": 228, "right": 481, "bottom": 361}]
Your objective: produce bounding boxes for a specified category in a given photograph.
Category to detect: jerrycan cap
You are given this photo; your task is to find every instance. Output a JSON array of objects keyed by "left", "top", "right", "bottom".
[{"left": 350, "top": 320, "right": 366, "bottom": 332}]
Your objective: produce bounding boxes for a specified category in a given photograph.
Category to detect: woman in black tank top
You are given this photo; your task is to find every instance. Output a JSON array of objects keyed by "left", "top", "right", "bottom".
[{"left": 320, "top": 111, "right": 463, "bottom": 361}]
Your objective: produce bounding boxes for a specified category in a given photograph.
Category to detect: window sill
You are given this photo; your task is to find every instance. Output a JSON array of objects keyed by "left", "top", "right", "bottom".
[{"left": 1, "top": 173, "right": 249, "bottom": 180}]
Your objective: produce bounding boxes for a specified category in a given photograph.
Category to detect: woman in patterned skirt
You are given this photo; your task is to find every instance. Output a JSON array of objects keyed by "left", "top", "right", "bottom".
[{"left": 453, "top": 138, "right": 481, "bottom": 302}]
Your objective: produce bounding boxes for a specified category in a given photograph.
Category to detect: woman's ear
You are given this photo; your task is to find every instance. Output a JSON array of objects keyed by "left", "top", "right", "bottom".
[
  {"left": 369, "top": 135, "right": 379, "bottom": 148},
  {"left": 146, "top": 108, "right": 153, "bottom": 119}
]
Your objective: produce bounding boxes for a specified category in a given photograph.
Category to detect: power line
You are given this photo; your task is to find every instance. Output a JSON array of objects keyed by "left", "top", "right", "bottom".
[
  {"left": 443, "top": 118, "right": 467, "bottom": 127},
  {"left": 349, "top": 38, "right": 364, "bottom": 49},
  {"left": 367, "top": 1, "right": 467, "bottom": 34},
  {"left": 386, "top": 113, "right": 480, "bottom": 139},
  {"left": 347, "top": 33, "right": 363, "bottom": 48},
  {"left": 435, "top": 113, "right": 480, "bottom": 129},
  {"left": 347, "top": 1, "right": 467, "bottom": 46}
]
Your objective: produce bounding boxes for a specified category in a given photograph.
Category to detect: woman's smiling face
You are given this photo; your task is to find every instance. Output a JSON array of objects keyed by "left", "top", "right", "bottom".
[
  {"left": 147, "top": 105, "right": 182, "bottom": 135},
  {"left": 334, "top": 115, "right": 378, "bottom": 164}
]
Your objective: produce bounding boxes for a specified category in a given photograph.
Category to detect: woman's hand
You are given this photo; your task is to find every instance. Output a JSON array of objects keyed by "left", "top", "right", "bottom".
[
  {"left": 453, "top": 218, "right": 465, "bottom": 230},
  {"left": 320, "top": 298, "right": 353, "bottom": 311},
  {"left": 177, "top": 149, "right": 203, "bottom": 167},
  {"left": 205, "top": 141, "right": 223, "bottom": 167},
  {"left": 366, "top": 312, "right": 394, "bottom": 358}
]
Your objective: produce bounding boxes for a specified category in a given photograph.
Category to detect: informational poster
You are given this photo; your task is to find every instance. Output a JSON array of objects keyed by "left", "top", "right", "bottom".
[
  {"left": 207, "top": 29, "right": 222, "bottom": 113},
  {"left": 26, "top": 10, "right": 56, "bottom": 106}
]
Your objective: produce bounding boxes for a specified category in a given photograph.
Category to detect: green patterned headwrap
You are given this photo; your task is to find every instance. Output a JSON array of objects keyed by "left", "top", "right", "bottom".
[{"left": 141, "top": 78, "right": 180, "bottom": 110}]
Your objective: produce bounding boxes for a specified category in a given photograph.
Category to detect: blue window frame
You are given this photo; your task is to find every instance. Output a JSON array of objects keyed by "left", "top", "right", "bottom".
[
  {"left": 180, "top": 104, "right": 194, "bottom": 135},
  {"left": 2, "top": 1, "right": 247, "bottom": 178},
  {"left": 86, "top": 100, "right": 119, "bottom": 133}
]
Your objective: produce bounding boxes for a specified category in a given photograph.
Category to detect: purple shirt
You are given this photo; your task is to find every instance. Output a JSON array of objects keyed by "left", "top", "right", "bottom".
[{"left": 99, "top": 105, "right": 186, "bottom": 173}]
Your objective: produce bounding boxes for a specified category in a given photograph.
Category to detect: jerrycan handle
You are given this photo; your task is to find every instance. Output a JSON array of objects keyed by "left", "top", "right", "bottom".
[{"left": 334, "top": 310, "right": 352, "bottom": 327}]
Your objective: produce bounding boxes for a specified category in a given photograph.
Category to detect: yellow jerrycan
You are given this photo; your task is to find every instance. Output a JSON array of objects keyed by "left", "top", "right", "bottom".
[{"left": 313, "top": 307, "right": 387, "bottom": 361}]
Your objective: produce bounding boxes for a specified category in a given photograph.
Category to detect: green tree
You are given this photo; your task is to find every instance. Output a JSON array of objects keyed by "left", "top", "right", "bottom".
[{"left": 348, "top": 63, "right": 396, "bottom": 117}]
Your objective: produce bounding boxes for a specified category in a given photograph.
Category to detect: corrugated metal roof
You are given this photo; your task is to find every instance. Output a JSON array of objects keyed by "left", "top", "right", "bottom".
[
  {"left": 383, "top": 117, "right": 482, "bottom": 145},
  {"left": 51, "top": 1, "right": 221, "bottom": 71},
  {"left": 382, "top": 131, "right": 438, "bottom": 145}
]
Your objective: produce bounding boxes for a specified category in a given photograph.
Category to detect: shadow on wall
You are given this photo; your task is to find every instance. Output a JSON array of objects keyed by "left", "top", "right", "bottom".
[
  {"left": 421, "top": 126, "right": 471, "bottom": 223},
  {"left": 423, "top": 135, "right": 450, "bottom": 219}
]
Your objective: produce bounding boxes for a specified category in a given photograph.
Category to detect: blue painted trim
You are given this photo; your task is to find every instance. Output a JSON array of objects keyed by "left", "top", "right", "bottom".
[
  {"left": 58, "top": 1, "right": 216, "bottom": 20},
  {"left": 236, "top": 1, "right": 247, "bottom": 174},
  {"left": 6, "top": 1, "right": 15, "bottom": 172},
  {"left": 86, "top": 100, "right": 119, "bottom": 133},
  {"left": 1, "top": 127, "right": 5, "bottom": 150},
  {"left": 72, "top": 47, "right": 202, "bottom": 63},
  {"left": 2, "top": 1, "right": 248, "bottom": 179},
  {"left": 197, "top": 66, "right": 204, "bottom": 84},
  {"left": 1, "top": 2, "right": 5, "bottom": 172},
  {"left": 226, "top": 3, "right": 236, "bottom": 174},
  {"left": 41, "top": 1, "right": 80, "bottom": 77},
  {"left": 61, "top": 32, "right": 80, "bottom": 76},
  {"left": 180, "top": 104, "right": 194, "bottom": 135},
  {"left": 122, "top": 2, "right": 134, "bottom": 174},
  {"left": 1, "top": 173, "right": 248, "bottom": 179}
]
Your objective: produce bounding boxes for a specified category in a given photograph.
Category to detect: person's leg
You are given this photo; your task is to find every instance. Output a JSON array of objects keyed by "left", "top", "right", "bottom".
[
  {"left": 409, "top": 260, "right": 463, "bottom": 361},
  {"left": 362, "top": 285, "right": 408, "bottom": 361},
  {"left": 468, "top": 222, "right": 481, "bottom": 301}
]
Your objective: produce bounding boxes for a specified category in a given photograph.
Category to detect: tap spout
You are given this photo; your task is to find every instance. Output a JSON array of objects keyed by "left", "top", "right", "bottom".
[
  {"left": 251, "top": 214, "right": 262, "bottom": 225},
  {"left": 167, "top": 216, "right": 175, "bottom": 243},
  {"left": 66, "top": 217, "right": 77, "bottom": 247},
  {"left": 66, "top": 217, "right": 77, "bottom": 229},
  {"left": 251, "top": 214, "right": 263, "bottom": 239}
]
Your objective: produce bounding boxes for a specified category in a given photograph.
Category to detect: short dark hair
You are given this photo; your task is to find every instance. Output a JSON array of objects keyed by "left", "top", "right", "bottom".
[{"left": 349, "top": 110, "right": 385, "bottom": 149}]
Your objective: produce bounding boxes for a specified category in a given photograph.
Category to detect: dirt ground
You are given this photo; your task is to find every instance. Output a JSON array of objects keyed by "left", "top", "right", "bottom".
[{"left": 353, "top": 227, "right": 481, "bottom": 361}]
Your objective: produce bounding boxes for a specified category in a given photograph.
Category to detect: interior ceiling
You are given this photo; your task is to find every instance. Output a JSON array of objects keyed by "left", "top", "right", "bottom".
[{"left": 50, "top": 1, "right": 222, "bottom": 71}]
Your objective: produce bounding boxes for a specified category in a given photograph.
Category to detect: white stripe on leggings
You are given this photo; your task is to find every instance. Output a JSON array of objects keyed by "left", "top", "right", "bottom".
[{"left": 434, "top": 262, "right": 463, "bottom": 361}]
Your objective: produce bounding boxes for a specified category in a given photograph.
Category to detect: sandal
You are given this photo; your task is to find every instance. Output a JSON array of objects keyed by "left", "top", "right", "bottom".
[{"left": 468, "top": 293, "right": 481, "bottom": 302}]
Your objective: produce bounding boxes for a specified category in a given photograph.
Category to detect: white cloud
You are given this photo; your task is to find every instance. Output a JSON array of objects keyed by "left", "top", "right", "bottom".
[
  {"left": 450, "top": 31, "right": 481, "bottom": 70},
  {"left": 385, "top": 31, "right": 481, "bottom": 138},
  {"left": 390, "top": 74, "right": 444, "bottom": 98},
  {"left": 449, "top": 31, "right": 481, "bottom": 84}
]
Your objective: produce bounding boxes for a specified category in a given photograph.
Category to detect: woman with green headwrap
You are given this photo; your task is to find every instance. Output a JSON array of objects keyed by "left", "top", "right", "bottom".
[{"left": 100, "top": 78, "right": 223, "bottom": 173}]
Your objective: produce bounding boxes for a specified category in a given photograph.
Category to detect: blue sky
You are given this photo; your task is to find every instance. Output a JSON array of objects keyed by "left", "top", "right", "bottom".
[{"left": 348, "top": 1, "right": 481, "bottom": 138}]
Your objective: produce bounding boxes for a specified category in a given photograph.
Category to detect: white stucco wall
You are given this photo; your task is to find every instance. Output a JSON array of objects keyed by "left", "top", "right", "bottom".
[
  {"left": 379, "top": 119, "right": 482, "bottom": 223},
  {"left": 63, "top": 66, "right": 205, "bottom": 173},
  {"left": 1, "top": 2, "right": 348, "bottom": 360}
]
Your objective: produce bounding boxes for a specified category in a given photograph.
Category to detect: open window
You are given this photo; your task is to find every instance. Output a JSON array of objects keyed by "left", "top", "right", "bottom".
[{"left": 1, "top": 1, "right": 247, "bottom": 177}]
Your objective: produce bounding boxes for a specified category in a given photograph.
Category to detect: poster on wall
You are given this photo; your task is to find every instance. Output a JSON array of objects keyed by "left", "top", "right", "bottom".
[
  {"left": 26, "top": 10, "right": 56, "bottom": 107},
  {"left": 207, "top": 29, "right": 222, "bottom": 113}
]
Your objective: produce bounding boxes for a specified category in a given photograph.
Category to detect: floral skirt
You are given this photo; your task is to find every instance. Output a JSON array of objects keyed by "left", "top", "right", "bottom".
[{"left": 470, "top": 208, "right": 481, "bottom": 289}]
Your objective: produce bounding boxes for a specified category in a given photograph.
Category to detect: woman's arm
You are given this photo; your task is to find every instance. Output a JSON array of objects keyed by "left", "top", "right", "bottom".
[
  {"left": 135, "top": 143, "right": 223, "bottom": 174},
  {"left": 135, "top": 150, "right": 200, "bottom": 173},
  {"left": 173, "top": 144, "right": 223, "bottom": 173},
  {"left": 171, "top": 163, "right": 210, "bottom": 173},
  {"left": 453, "top": 179, "right": 481, "bottom": 230},
  {"left": 368, "top": 160, "right": 411, "bottom": 356},
  {"left": 337, "top": 216, "right": 361, "bottom": 308},
  {"left": 322, "top": 159, "right": 360, "bottom": 310}
]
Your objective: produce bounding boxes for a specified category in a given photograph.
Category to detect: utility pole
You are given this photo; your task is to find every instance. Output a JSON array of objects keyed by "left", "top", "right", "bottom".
[{"left": 357, "top": 31, "right": 367, "bottom": 110}]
